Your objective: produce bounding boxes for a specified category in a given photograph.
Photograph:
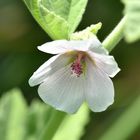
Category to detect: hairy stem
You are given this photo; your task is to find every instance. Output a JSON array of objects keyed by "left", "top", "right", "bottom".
[{"left": 102, "top": 16, "right": 126, "bottom": 52}]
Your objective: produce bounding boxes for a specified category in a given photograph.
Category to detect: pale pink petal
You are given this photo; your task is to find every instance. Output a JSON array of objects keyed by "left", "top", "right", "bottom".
[
  {"left": 38, "top": 64, "right": 85, "bottom": 114},
  {"left": 85, "top": 59, "right": 114, "bottom": 112},
  {"left": 88, "top": 52, "right": 120, "bottom": 77},
  {"left": 88, "top": 38, "right": 108, "bottom": 54},
  {"left": 29, "top": 54, "right": 71, "bottom": 86},
  {"left": 38, "top": 40, "right": 90, "bottom": 54}
]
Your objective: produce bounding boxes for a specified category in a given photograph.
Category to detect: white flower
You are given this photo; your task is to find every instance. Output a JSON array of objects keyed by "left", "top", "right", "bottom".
[{"left": 29, "top": 37, "right": 120, "bottom": 114}]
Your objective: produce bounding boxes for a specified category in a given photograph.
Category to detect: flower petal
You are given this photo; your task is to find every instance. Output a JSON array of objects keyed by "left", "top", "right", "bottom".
[
  {"left": 85, "top": 59, "right": 114, "bottom": 112},
  {"left": 38, "top": 40, "right": 90, "bottom": 54},
  {"left": 29, "top": 54, "right": 71, "bottom": 86},
  {"left": 88, "top": 52, "right": 120, "bottom": 77},
  {"left": 88, "top": 38, "right": 108, "bottom": 54},
  {"left": 38, "top": 64, "right": 85, "bottom": 114}
]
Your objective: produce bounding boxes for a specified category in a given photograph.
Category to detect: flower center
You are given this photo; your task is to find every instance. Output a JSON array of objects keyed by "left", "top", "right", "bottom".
[{"left": 71, "top": 52, "right": 85, "bottom": 77}]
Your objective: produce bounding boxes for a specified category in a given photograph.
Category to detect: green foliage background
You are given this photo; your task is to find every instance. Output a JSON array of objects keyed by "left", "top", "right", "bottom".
[{"left": 0, "top": 0, "right": 140, "bottom": 140}]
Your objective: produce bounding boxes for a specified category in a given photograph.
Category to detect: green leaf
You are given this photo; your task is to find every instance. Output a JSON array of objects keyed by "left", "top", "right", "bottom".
[
  {"left": 0, "top": 89, "right": 27, "bottom": 140},
  {"left": 122, "top": 0, "right": 140, "bottom": 42},
  {"left": 25, "top": 100, "right": 54, "bottom": 140},
  {"left": 39, "top": 111, "right": 66, "bottom": 140},
  {"left": 39, "top": 4, "right": 69, "bottom": 39},
  {"left": 23, "top": 0, "right": 88, "bottom": 40},
  {"left": 52, "top": 104, "right": 90, "bottom": 140},
  {"left": 0, "top": 89, "right": 89, "bottom": 140},
  {"left": 99, "top": 93, "right": 140, "bottom": 140}
]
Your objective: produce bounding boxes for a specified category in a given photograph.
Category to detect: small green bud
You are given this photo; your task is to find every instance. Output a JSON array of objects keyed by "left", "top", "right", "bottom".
[{"left": 70, "top": 22, "right": 102, "bottom": 40}]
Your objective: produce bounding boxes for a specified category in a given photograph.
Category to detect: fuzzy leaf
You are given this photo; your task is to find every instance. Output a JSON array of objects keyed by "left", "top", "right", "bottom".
[
  {"left": 122, "top": 0, "right": 140, "bottom": 42},
  {"left": 0, "top": 89, "right": 27, "bottom": 140},
  {"left": 23, "top": 0, "right": 88, "bottom": 39},
  {"left": 25, "top": 100, "right": 55, "bottom": 140}
]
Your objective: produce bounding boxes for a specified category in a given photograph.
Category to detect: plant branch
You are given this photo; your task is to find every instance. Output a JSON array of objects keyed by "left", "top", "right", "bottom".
[{"left": 102, "top": 16, "right": 126, "bottom": 52}]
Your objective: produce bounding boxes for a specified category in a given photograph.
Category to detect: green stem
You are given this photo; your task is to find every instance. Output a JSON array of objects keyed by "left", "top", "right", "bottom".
[
  {"left": 102, "top": 16, "right": 126, "bottom": 52},
  {"left": 39, "top": 110, "right": 66, "bottom": 140}
]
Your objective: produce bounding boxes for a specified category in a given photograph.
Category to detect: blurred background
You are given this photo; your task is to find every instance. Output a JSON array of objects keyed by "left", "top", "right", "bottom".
[{"left": 0, "top": 0, "right": 140, "bottom": 140}]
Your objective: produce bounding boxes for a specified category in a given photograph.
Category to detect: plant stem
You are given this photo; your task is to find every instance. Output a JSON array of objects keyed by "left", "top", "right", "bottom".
[
  {"left": 102, "top": 16, "right": 126, "bottom": 52},
  {"left": 39, "top": 110, "right": 66, "bottom": 140}
]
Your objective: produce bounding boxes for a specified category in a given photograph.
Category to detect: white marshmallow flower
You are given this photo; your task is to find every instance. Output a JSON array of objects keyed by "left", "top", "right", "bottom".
[{"left": 29, "top": 37, "right": 120, "bottom": 114}]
